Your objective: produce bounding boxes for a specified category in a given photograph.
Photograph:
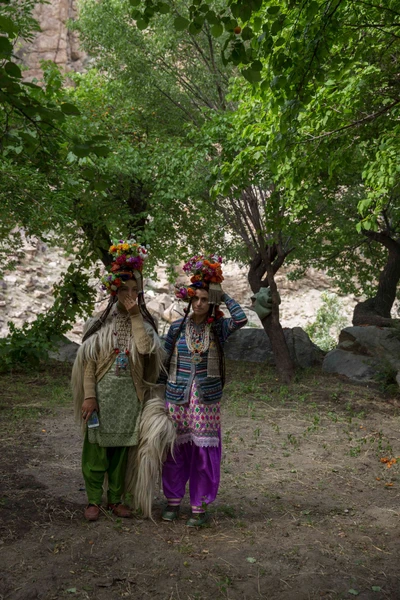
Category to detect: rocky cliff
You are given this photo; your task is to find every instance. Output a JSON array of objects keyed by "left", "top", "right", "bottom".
[{"left": 17, "top": 0, "right": 86, "bottom": 80}]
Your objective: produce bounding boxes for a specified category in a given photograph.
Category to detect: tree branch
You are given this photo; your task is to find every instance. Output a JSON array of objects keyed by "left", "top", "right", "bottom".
[{"left": 301, "top": 98, "right": 400, "bottom": 142}]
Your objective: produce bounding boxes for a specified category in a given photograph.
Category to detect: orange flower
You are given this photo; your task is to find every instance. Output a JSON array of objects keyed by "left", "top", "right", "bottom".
[
  {"left": 191, "top": 275, "right": 201, "bottom": 282},
  {"left": 188, "top": 288, "right": 196, "bottom": 297}
]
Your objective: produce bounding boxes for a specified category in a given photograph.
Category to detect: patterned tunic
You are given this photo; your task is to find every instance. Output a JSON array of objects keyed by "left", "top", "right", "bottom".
[
  {"left": 167, "top": 380, "right": 221, "bottom": 447},
  {"left": 88, "top": 358, "right": 142, "bottom": 448},
  {"left": 163, "top": 294, "right": 247, "bottom": 448},
  {"left": 87, "top": 313, "right": 143, "bottom": 448}
]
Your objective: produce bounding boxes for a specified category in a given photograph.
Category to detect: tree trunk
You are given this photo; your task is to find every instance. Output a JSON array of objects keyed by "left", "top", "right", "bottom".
[
  {"left": 248, "top": 250, "right": 295, "bottom": 383},
  {"left": 261, "top": 310, "right": 295, "bottom": 383},
  {"left": 353, "top": 232, "right": 400, "bottom": 326}
]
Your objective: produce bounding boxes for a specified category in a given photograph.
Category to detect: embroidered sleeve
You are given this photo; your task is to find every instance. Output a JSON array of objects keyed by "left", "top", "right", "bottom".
[
  {"left": 130, "top": 313, "right": 153, "bottom": 354},
  {"left": 83, "top": 359, "right": 97, "bottom": 399},
  {"left": 220, "top": 293, "right": 248, "bottom": 342}
]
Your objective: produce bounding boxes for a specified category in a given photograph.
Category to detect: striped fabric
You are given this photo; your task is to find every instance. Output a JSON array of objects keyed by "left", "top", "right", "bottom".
[{"left": 161, "top": 294, "right": 247, "bottom": 405}]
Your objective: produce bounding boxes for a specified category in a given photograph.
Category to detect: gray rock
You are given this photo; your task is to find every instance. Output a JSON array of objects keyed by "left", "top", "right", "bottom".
[
  {"left": 48, "top": 336, "right": 79, "bottom": 363},
  {"left": 322, "top": 326, "right": 400, "bottom": 384},
  {"left": 293, "top": 327, "right": 323, "bottom": 368},
  {"left": 147, "top": 298, "right": 164, "bottom": 318},
  {"left": 225, "top": 328, "right": 270, "bottom": 363},
  {"left": 323, "top": 349, "right": 376, "bottom": 381},
  {"left": 224, "top": 327, "right": 322, "bottom": 367}
]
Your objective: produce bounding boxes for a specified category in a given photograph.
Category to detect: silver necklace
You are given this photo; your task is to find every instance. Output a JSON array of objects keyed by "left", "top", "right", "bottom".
[{"left": 185, "top": 318, "right": 210, "bottom": 364}]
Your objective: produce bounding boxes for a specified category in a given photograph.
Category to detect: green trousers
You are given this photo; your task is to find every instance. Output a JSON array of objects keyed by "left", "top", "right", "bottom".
[{"left": 82, "top": 432, "right": 128, "bottom": 505}]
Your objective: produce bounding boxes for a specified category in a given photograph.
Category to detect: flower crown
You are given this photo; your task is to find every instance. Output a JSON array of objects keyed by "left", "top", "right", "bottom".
[
  {"left": 101, "top": 239, "right": 149, "bottom": 296},
  {"left": 175, "top": 254, "right": 224, "bottom": 302}
]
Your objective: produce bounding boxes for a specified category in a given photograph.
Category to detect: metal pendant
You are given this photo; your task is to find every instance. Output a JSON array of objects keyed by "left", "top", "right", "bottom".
[{"left": 115, "top": 351, "right": 129, "bottom": 375}]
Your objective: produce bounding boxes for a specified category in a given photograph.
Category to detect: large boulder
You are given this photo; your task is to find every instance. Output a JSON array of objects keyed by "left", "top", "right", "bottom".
[
  {"left": 146, "top": 293, "right": 173, "bottom": 319},
  {"left": 224, "top": 327, "right": 322, "bottom": 367},
  {"left": 48, "top": 336, "right": 79, "bottom": 363},
  {"left": 163, "top": 302, "right": 184, "bottom": 324},
  {"left": 322, "top": 326, "right": 400, "bottom": 383}
]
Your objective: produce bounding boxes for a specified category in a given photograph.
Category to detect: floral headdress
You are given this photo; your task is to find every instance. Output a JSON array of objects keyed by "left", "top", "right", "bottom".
[
  {"left": 101, "top": 238, "right": 149, "bottom": 296},
  {"left": 175, "top": 254, "right": 224, "bottom": 306}
]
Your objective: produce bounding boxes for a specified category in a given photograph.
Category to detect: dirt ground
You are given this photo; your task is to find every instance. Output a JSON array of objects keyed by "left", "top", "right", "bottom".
[{"left": 1, "top": 361, "right": 400, "bottom": 600}]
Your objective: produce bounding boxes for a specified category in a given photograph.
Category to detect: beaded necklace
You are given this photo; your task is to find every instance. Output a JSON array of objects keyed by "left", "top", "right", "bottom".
[
  {"left": 113, "top": 309, "right": 132, "bottom": 375},
  {"left": 185, "top": 317, "right": 211, "bottom": 364}
]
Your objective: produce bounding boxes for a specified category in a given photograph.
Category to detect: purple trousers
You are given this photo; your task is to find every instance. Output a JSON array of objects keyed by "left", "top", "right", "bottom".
[{"left": 162, "top": 436, "right": 222, "bottom": 513}]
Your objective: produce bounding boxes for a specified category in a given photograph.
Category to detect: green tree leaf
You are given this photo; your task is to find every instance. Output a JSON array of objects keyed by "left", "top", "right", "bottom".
[
  {"left": 136, "top": 18, "right": 149, "bottom": 30},
  {"left": 174, "top": 16, "right": 190, "bottom": 31},
  {"left": 61, "top": 103, "right": 81, "bottom": 116},
  {"left": 0, "top": 36, "right": 12, "bottom": 57},
  {"left": 4, "top": 61, "right": 22, "bottom": 78},
  {"left": 242, "top": 67, "right": 262, "bottom": 83},
  {"left": 211, "top": 23, "right": 223, "bottom": 37}
]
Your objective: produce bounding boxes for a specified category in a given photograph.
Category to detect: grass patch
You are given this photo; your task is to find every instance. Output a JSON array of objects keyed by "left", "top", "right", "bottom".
[
  {"left": 223, "top": 360, "right": 396, "bottom": 460},
  {"left": 0, "top": 360, "right": 72, "bottom": 430}
]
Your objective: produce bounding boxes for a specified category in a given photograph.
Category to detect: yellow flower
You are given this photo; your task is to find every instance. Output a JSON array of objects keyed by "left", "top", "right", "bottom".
[
  {"left": 122, "top": 243, "right": 130, "bottom": 251},
  {"left": 109, "top": 245, "right": 117, "bottom": 253}
]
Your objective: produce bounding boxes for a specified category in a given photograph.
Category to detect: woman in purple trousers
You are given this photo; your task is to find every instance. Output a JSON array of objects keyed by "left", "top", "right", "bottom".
[{"left": 160, "top": 255, "right": 247, "bottom": 526}]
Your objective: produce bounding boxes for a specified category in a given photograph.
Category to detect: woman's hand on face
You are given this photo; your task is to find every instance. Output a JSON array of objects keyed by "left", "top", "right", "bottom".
[
  {"left": 82, "top": 397, "right": 99, "bottom": 424},
  {"left": 122, "top": 296, "right": 140, "bottom": 315}
]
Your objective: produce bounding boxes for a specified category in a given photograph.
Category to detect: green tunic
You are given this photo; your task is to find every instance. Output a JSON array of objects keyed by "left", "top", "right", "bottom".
[{"left": 88, "top": 358, "right": 142, "bottom": 448}]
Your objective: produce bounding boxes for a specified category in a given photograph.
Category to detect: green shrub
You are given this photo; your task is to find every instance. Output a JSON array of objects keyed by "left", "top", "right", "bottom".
[{"left": 305, "top": 292, "right": 348, "bottom": 352}]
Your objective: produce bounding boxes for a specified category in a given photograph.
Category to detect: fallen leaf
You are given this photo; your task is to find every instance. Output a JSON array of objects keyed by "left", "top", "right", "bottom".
[
  {"left": 371, "top": 586, "right": 381, "bottom": 592},
  {"left": 246, "top": 557, "right": 256, "bottom": 563},
  {"left": 348, "top": 590, "right": 359, "bottom": 596},
  {"left": 66, "top": 589, "right": 77, "bottom": 594}
]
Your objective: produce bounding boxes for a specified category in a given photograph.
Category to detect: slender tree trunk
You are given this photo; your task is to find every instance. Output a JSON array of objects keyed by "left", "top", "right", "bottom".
[
  {"left": 261, "top": 310, "right": 295, "bottom": 383},
  {"left": 248, "top": 251, "right": 295, "bottom": 383},
  {"left": 353, "top": 232, "right": 400, "bottom": 326}
]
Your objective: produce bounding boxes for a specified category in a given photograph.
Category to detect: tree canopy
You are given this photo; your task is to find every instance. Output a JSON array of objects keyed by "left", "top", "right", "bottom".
[{"left": 1, "top": 0, "right": 400, "bottom": 376}]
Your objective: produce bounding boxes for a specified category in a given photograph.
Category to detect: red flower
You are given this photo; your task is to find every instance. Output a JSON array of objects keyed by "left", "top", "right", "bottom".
[
  {"left": 115, "top": 348, "right": 120, "bottom": 354},
  {"left": 125, "top": 350, "right": 130, "bottom": 356}
]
